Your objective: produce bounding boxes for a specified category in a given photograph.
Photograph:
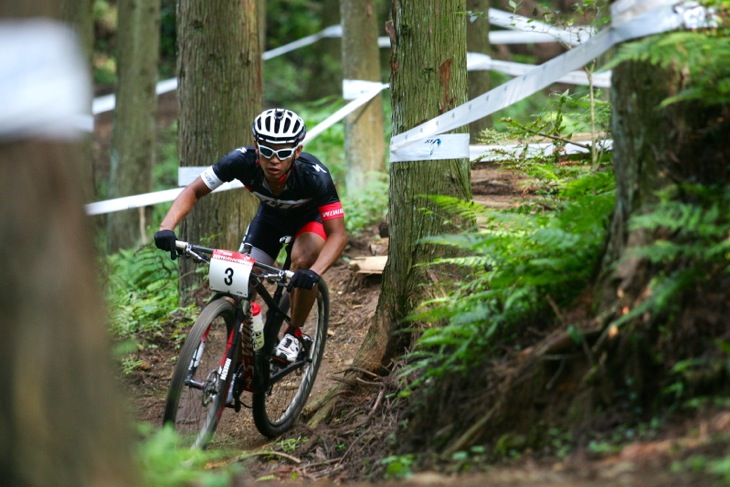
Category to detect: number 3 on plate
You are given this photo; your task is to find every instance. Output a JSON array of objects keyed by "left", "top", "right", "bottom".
[
  {"left": 224, "top": 267, "right": 234, "bottom": 286},
  {"left": 209, "top": 250, "right": 254, "bottom": 297}
]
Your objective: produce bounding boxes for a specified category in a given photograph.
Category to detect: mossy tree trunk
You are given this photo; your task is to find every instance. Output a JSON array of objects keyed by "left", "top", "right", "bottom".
[
  {"left": 352, "top": 0, "right": 472, "bottom": 374},
  {"left": 594, "top": 49, "right": 730, "bottom": 409},
  {"left": 599, "top": 59, "right": 730, "bottom": 321},
  {"left": 107, "top": 0, "right": 161, "bottom": 252},
  {"left": 340, "top": 0, "right": 386, "bottom": 195},
  {"left": 177, "top": 0, "right": 261, "bottom": 298},
  {"left": 466, "top": 0, "right": 491, "bottom": 137},
  {"left": 308, "top": 0, "right": 471, "bottom": 429}
]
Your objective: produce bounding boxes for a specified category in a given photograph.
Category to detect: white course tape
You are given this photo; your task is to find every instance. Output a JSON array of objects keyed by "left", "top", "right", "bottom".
[
  {"left": 467, "top": 53, "right": 611, "bottom": 88},
  {"left": 612, "top": 0, "right": 674, "bottom": 24},
  {"left": 90, "top": 11, "right": 596, "bottom": 125},
  {"left": 178, "top": 167, "right": 205, "bottom": 187},
  {"left": 342, "top": 79, "right": 388, "bottom": 101},
  {"left": 487, "top": 8, "right": 594, "bottom": 47},
  {"left": 378, "top": 29, "right": 594, "bottom": 49},
  {"left": 470, "top": 139, "right": 613, "bottom": 162},
  {"left": 390, "top": 1, "right": 714, "bottom": 162},
  {"left": 89, "top": 25, "right": 343, "bottom": 119},
  {"left": 303, "top": 83, "right": 388, "bottom": 143},
  {"left": 94, "top": 16, "right": 593, "bottom": 119},
  {"left": 87, "top": 1, "right": 714, "bottom": 214},
  {"left": 391, "top": 134, "right": 470, "bottom": 163},
  {"left": 85, "top": 181, "right": 244, "bottom": 216},
  {"left": 262, "top": 25, "right": 342, "bottom": 60},
  {"left": 91, "top": 77, "right": 178, "bottom": 122},
  {"left": 0, "top": 20, "right": 90, "bottom": 140}
]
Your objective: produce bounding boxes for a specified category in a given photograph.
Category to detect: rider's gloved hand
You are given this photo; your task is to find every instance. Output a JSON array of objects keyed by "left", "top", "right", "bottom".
[
  {"left": 154, "top": 229, "right": 178, "bottom": 260},
  {"left": 287, "top": 269, "right": 320, "bottom": 291}
]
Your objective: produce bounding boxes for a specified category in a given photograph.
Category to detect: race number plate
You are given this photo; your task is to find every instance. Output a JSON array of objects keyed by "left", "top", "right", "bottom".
[{"left": 208, "top": 250, "right": 255, "bottom": 297}]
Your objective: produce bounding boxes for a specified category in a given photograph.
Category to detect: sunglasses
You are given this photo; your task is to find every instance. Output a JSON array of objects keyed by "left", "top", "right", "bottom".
[{"left": 257, "top": 144, "right": 297, "bottom": 160}]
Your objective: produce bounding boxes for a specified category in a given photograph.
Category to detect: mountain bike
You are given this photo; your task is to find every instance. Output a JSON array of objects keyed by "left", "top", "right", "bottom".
[{"left": 162, "top": 238, "right": 329, "bottom": 448}]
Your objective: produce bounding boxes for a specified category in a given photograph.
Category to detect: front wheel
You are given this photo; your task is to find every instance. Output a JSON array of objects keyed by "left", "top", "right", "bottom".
[
  {"left": 252, "top": 280, "right": 329, "bottom": 437},
  {"left": 163, "top": 298, "right": 236, "bottom": 449}
]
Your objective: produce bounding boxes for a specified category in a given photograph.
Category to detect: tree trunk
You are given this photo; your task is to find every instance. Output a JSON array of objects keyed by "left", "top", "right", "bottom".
[
  {"left": 304, "top": 0, "right": 341, "bottom": 100},
  {"left": 354, "top": 0, "right": 471, "bottom": 373},
  {"left": 1, "top": 141, "right": 139, "bottom": 487},
  {"left": 594, "top": 45, "right": 730, "bottom": 416},
  {"left": 0, "top": 12, "right": 137, "bottom": 485},
  {"left": 177, "top": 0, "right": 261, "bottom": 298},
  {"left": 308, "top": 0, "right": 470, "bottom": 428},
  {"left": 466, "top": 0, "right": 491, "bottom": 137},
  {"left": 107, "top": 0, "right": 161, "bottom": 252},
  {"left": 258, "top": 0, "right": 266, "bottom": 60},
  {"left": 61, "top": 0, "right": 96, "bottom": 202},
  {"left": 340, "top": 0, "right": 386, "bottom": 195},
  {"left": 598, "top": 59, "right": 730, "bottom": 314}
]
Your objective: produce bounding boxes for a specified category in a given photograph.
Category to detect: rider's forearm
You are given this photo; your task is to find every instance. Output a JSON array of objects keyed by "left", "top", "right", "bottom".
[{"left": 159, "top": 186, "right": 199, "bottom": 231}]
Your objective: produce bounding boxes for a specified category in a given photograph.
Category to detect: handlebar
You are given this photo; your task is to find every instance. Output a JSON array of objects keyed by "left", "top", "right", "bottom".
[{"left": 174, "top": 239, "right": 294, "bottom": 281}]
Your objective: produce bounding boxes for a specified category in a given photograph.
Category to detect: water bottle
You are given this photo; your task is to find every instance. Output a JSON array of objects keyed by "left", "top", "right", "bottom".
[{"left": 251, "top": 302, "right": 264, "bottom": 351}]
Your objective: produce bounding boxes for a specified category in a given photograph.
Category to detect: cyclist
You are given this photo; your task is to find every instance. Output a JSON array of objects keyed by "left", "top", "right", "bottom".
[{"left": 154, "top": 108, "right": 347, "bottom": 364}]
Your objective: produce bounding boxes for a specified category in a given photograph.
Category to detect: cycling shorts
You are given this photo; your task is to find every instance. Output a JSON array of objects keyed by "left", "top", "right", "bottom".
[{"left": 243, "top": 205, "right": 326, "bottom": 264}]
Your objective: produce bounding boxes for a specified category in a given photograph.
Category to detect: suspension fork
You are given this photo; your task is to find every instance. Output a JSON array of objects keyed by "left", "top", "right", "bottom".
[{"left": 218, "top": 302, "right": 246, "bottom": 403}]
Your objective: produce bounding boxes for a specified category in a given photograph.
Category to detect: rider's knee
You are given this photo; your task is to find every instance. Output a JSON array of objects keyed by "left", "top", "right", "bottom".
[{"left": 290, "top": 251, "right": 318, "bottom": 271}]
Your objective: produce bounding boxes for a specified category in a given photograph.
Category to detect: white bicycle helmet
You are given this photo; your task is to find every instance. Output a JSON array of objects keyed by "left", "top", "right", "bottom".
[{"left": 251, "top": 108, "right": 306, "bottom": 145}]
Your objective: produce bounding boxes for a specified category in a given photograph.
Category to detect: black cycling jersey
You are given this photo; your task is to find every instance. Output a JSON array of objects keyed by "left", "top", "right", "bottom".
[
  {"left": 200, "top": 146, "right": 344, "bottom": 261},
  {"left": 201, "top": 146, "right": 343, "bottom": 221}
]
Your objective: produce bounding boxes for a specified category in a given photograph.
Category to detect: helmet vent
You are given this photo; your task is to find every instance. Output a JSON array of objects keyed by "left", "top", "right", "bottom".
[{"left": 252, "top": 108, "right": 306, "bottom": 145}]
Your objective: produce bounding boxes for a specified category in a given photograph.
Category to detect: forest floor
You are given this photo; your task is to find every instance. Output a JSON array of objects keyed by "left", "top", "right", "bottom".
[{"left": 99, "top": 96, "right": 730, "bottom": 486}]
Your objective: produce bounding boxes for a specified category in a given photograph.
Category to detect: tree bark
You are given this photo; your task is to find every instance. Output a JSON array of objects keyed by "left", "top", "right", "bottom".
[
  {"left": 308, "top": 0, "right": 471, "bottom": 429},
  {"left": 0, "top": 141, "right": 139, "bottom": 487},
  {"left": 340, "top": 0, "right": 386, "bottom": 194},
  {"left": 107, "top": 0, "right": 161, "bottom": 252},
  {"left": 466, "top": 0, "right": 491, "bottom": 137},
  {"left": 0, "top": 13, "right": 137, "bottom": 485},
  {"left": 594, "top": 43, "right": 730, "bottom": 418},
  {"left": 304, "top": 0, "right": 341, "bottom": 100},
  {"left": 354, "top": 0, "right": 471, "bottom": 373},
  {"left": 61, "top": 0, "right": 96, "bottom": 202},
  {"left": 598, "top": 58, "right": 730, "bottom": 312},
  {"left": 177, "top": 0, "right": 261, "bottom": 298}
]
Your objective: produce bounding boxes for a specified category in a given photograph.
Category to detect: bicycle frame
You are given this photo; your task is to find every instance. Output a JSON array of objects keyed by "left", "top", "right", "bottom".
[{"left": 174, "top": 239, "right": 303, "bottom": 406}]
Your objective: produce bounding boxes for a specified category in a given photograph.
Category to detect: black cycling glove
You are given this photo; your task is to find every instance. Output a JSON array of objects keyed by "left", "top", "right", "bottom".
[
  {"left": 154, "top": 229, "right": 178, "bottom": 260},
  {"left": 287, "top": 269, "right": 320, "bottom": 291}
]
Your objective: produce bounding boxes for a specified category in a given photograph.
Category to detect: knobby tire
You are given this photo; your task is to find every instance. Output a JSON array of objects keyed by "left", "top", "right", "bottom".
[
  {"left": 252, "top": 280, "right": 329, "bottom": 438},
  {"left": 163, "top": 298, "right": 236, "bottom": 449}
]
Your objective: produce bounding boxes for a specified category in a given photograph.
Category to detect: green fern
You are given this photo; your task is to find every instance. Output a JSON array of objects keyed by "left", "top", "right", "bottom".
[
  {"left": 402, "top": 184, "right": 615, "bottom": 386},
  {"left": 105, "top": 244, "right": 187, "bottom": 341},
  {"left": 612, "top": 184, "right": 730, "bottom": 327},
  {"left": 605, "top": 25, "right": 730, "bottom": 106}
]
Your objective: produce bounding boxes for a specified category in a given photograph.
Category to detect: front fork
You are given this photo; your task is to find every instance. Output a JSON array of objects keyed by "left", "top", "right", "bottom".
[{"left": 222, "top": 301, "right": 248, "bottom": 411}]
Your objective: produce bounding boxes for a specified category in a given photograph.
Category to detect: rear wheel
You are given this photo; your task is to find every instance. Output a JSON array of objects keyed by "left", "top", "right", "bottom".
[
  {"left": 163, "top": 298, "right": 236, "bottom": 449},
  {"left": 252, "top": 280, "right": 329, "bottom": 437}
]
